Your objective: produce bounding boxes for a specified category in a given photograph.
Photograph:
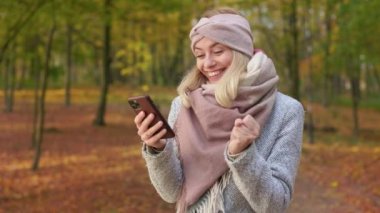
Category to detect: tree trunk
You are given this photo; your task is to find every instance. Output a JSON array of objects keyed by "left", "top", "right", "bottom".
[
  {"left": 303, "top": 0, "right": 314, "bottom": 144},
  {"left": 93, "top": 0, "right": 112, "bottom": 126},
  {"left": 65, "top": 23, "right": 73, "bottom": 107},
  {"left": 31, "top": 25, "right": 56, "bottom": 171},
  {"left": 370, "top": 65, "right": 380, "bottom": 92},
  {"left": 289, "top": 0, "right": 300, "bottom": 100},
  {"left": 4, "top": 46, "right": 15, "bottom": 113},
  {"left": 17, "top": 60, "right": 26, "bottom": 90},
  {"left": 322, "top": 0, "right": 333, "bottom": 107},
  {"left": 3, "top": 57, "right": 9, "bottom": 111},
  {"left": 150, "top": 43, "right": 159, "bottom": 85},
  {"left": 350, "top": 75, "right": 360, "bottom": 140},
  {"left": 31, "top": 55, "right": 41, "bottom": 149}
]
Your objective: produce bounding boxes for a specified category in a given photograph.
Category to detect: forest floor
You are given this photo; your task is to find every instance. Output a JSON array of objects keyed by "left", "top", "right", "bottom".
[{"left": 0, "top": 90, "right": 380, "bottom": 212}]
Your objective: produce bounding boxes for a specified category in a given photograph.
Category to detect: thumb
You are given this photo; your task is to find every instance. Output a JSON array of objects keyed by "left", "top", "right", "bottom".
[
  {"left": 242, "top": 114, "right": 260, "bottom": 130},
  {"left": 243, "top": 114, "right": 255, "bottom": 123},
  {"left": 234, "top": 118, "right": 244, "bottom": 126}
]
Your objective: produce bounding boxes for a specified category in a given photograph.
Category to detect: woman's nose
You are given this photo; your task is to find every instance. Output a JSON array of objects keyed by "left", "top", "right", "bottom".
[{"left": 204, "top": 56, "right": 216, "bottom": 68}]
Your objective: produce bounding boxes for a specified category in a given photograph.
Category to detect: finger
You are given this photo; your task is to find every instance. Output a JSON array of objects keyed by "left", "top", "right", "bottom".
[
  {"left": 242, "top": 115, "right": 260, "bottom": 130},
  {"left": 134, "top": 111, "right": 146, "bottom": 128},
  {"left": 145, "top": 121, "right": 163, "bottom": 139},
  {"left": 145, "top": 129, "right": 167, "bottom": 147},
  {"left": 137, "top": 113, "right": 155, "bottom": 136},
  {"left": 234, "top": 118, "right": 244, "bottom": 127}
]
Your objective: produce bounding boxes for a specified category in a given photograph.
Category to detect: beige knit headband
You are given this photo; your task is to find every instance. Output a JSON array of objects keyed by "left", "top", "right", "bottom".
[{"left": 189, "top": 14, "right": 254, "bottom": 57}]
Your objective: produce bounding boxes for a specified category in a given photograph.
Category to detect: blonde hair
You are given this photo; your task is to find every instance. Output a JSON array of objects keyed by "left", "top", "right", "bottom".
[{"left": 177, "top": 50, "right": 250, "bottom": 108}]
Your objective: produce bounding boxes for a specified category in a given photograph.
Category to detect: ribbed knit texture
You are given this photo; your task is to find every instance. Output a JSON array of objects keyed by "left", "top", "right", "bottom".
[{"left": 190, "top": 14, "right": 254, "bottom": 57}]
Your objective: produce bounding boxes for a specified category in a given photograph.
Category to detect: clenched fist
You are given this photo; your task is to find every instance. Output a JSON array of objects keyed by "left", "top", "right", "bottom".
[{"left": 228, "top": 114, "right": 260, "bottom": 155}]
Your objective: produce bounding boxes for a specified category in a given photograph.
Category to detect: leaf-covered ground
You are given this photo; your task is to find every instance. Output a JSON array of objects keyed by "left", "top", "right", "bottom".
[{"left": 0, "top": 91, "right": 379, "bottom": 212}]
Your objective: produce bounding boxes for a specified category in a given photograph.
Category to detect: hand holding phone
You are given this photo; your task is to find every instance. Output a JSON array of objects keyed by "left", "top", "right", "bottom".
[{"left": 128, "top": 96, "right": 175, "bottom": 141}]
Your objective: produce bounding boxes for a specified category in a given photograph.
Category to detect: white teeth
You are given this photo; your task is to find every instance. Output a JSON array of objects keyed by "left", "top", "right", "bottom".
[{"left": 208, "top": 71, "right": 221, "bottom": 77}]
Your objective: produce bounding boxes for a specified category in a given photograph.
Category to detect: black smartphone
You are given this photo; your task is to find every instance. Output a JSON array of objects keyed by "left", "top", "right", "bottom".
[{"left": 128, "top": 95, "right": 175, "bottom": 139}]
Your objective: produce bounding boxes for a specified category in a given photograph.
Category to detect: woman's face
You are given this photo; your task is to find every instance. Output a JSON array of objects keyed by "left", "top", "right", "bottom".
[{"left": 194, "top": 37, "right": 233, "bottom": 83}]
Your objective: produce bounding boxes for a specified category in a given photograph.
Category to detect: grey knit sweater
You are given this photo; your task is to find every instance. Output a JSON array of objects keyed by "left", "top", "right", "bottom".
[{"left": 142, "top": 92, "right": 304, "bottom": 213}]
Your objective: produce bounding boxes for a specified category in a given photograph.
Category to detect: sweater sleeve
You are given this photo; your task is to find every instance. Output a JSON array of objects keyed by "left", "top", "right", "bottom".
[
  {"left": 141, "top": 97, "right": 183, "bottom": 203},
  {"left": 225, "top": 100, "right": 304, "bottom": 213}
]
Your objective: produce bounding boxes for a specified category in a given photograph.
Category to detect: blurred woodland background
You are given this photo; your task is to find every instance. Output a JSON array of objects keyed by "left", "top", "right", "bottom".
[{"left": 1, "top": 0, "right": 379, "bottom": 212}]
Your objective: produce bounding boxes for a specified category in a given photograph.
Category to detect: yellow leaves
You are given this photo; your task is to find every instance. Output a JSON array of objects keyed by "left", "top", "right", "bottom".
[
  {"left": 350, "top": 146, "right": 359, "bottom": 153},
  {"left": 330, "top": 181, "right": 339, "bottom": 188},
  {"left": 141, "top": 84, "right": 149, "bottom": 92},
  {"left": 115, "top": 49, "right": 126, "bottom": 58},
  {"left": 120, "top": 67, "right": 134, "bottom": 76},
  {"left": 373, "top": 147, "right": 380, "bottom": 154}
]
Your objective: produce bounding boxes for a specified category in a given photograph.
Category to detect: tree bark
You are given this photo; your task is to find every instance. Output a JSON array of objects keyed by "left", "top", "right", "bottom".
[
  {"left": 3, "top": 45, "right": 15, "bottom": 113},
  {"left": 65, "top": 23, "right": 73, "bottom": 107},
  {"left": 93, "top": 0, "right": 112, "bottom": 126},
  {"left": 31, "top": 25, "right": 56, "bottom": 171},
  {"left": 289, "top": 0, "right": 300, "bottom": 100},
  {"left": 322, "top": 0, "right": 333, "bottom": 106},
  {"left": 303, "top": 0, "right": 314, "bottom": 144},
  {"left": 350, "top": 75, "right": 360, "bottom": 140}
]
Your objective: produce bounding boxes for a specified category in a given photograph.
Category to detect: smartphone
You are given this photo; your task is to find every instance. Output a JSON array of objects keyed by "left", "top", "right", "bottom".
[{"left": 128, "top": 95, "right": 175, "bottom": 139}]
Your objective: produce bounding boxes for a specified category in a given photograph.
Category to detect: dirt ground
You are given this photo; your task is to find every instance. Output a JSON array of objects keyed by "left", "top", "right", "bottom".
[{"left": 0, "top": 102, "right": 379, "bottom": 212}]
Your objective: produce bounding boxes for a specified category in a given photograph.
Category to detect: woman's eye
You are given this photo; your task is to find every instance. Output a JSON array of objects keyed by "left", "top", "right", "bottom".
[
  {"left": 196, "top": 54, "right": 205, "bottom": 58},
  {"left": 214, "top": 50, "right": 223, "bottom": 55}
]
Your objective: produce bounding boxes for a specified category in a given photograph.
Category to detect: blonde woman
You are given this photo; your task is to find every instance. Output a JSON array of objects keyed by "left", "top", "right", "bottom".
[{"left": 133, "top": 7, "right": 304, "bottom": 213}]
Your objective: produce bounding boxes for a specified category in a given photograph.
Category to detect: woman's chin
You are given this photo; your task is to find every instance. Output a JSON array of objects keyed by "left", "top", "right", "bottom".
[{"left": 207, "top": 73, "right": 224, "bottom": 83}]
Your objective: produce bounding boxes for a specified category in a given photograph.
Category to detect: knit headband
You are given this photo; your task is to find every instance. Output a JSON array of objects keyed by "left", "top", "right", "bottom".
[{"left": 189, "top": 14, "right": 254, "bottom": 57}]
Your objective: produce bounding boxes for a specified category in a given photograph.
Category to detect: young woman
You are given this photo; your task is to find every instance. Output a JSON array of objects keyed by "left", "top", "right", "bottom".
[{"left": 133, "top": 7, "right": 304, "bottom": 213}]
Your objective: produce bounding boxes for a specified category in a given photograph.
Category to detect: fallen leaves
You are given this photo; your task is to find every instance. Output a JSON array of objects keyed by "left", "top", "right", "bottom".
[{"left": 300, "top": 143, "right": 380, "bottom": 212}]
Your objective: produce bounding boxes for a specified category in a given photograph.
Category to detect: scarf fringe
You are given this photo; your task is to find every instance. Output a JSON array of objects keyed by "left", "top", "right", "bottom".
[{"left": 184, "top": 171, "right": 232, "bottom": 213}]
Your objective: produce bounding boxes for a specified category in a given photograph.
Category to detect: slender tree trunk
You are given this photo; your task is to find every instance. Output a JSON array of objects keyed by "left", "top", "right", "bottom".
[
  {"left": 289, "top": 0, "right": 300, "bottom": 100},
  {"left": 322, "top": 0, "right": 333, "bottom": 106},
  {"left": 65, "top": 23, "right": 73, "bottom": 107},
  {"left": 93, "top": 0, "right": 112, "bottom": 126},
  {"left": 167, "top": 13, "right": 187, "bottom": 85},
  {"left": 160, "top": 41, "right": 170, "bottom": 85},
  {"left": 31, "top": 25, "right": 56, "bottom": 171},
  {"left": 31, "top": 55, "right": 41, "bottom": 149},
  {"left": 8, "top": 56, "right": 16, "bottom": 112},
  {"left": 3, "top": 56, "right": 10, "bottom": 111},
  {"left": 17, "top": 59, "right": 27, "bottom": 90},
  {"left": 350, "top": 75, "right": 360, "bottom": 140},
  {"left": 4, "top": 46, "right": 15, "bottom": 113},
  {"left": 304, "top": 0, "right": 314, "bottom": 144},
  {"left": 370, "top": 65, "right": 380, "bottom": 92},
  {"left": 150, "top": 44, "right": 159, "bottom": 85}
]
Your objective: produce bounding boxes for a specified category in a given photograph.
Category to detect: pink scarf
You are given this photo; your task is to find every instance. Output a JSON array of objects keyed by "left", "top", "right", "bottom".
[{"left": 175, "top": 52, "right": 279, "bottom": 208}]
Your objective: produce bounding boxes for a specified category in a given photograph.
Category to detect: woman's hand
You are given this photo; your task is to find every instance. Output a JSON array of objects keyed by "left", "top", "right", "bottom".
[
  {"left": 228, "top": 114, "right": 260, "bottom": 155},
  {"left": 134, "top": 111, "right": 167, "bottom": 150}
]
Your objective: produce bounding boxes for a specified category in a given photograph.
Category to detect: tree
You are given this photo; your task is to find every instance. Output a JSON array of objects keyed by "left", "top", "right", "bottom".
[
  {"left": 3, "top": 44, "right": 16, "bottom": 112},
  {"left": 93, "top": 0, "right": 112, "bottom": 126},
  {"left": 31, "top": 23, "right": 56, "bottom": 171},
  {"left": 333, "top": 0, "right": 380, "bottom": 139},
  {"left": 287, "top": 0, "right": 300, "bottom": 100}
]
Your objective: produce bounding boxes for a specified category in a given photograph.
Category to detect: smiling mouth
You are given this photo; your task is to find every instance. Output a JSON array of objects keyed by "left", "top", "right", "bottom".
[{"left": 207, "top": 70, "right": 222, "bottom": 77}]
